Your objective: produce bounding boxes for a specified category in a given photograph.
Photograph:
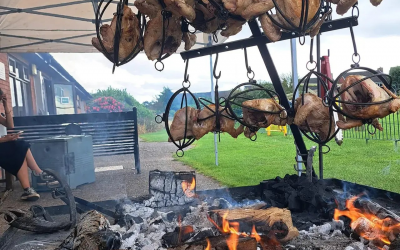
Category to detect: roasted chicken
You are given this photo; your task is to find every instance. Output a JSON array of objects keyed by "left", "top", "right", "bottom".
[
  {"left": 168, "top": 107, "right": 200, "bottom": 142},
  {"left": 192, "top": 104, "right": 244, "bottom": 140},
  {"left": 291, "top": 93, "right": 338, "bottom": 143},
  {"left": 326, "top": 0, "right": 384, "bottom": 15},
  {"left": 241, "top": 98, "right": 287, "bottom": 138},
  {"left": 336, "top": 75, "right": 400, "bottom": 131},
  {"left": 182, "top": 32, "right": 197, "bottom": 50},
  {"left": 134, "top": 0, "right": 196, "bottom": 21},
  {"left": 190, "top": 2, "right": 219, "bottom": 33},
  {"left": 92, "top": 5, "right": 142, "bottom": 61},
  {"left": 143, "top": 13, "right": 183, "bottom": 60}
]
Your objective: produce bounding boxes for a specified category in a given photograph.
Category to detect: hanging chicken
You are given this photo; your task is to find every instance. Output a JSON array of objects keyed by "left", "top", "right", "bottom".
[
  {"left": 240, "top": 98, "right": 287, "bottom": 138},
  {"left": 92, "top": 5, "right": 143, "bottom": 61},
  {"left": 335, "top": 75, "right": 400, "bottom": 131},
  {"left": 168, "top": 107, "right": 200, "bottom": 142},
  {"left": 192, "top": 104, "right": 244, "bottom": 139},
  {"left": 134, "top": 0, "right": 196, "bottom": 21},
  {"left": 291, "top": 93, "right": 339, "bottom": 143},
  {"left": 326, "top": 0, "right": 383, "bottom": 15}
]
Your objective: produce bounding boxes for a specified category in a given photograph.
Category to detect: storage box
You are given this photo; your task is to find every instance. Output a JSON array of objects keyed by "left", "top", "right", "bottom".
[{"left": 30, "top": 135, "right": 95, "bottom": 191}]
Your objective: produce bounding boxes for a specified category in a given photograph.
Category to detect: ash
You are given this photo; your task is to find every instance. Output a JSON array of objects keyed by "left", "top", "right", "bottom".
[{"left": 109, "top": 197, "right": 218, "bottom": 250}]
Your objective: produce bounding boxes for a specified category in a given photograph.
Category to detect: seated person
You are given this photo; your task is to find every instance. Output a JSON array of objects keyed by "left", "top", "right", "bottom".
[{"left": 0, "top": 92, "right": 43, "bottom": 201}]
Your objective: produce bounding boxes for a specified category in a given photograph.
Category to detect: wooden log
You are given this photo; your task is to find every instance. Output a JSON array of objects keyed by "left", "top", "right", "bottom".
[
  {"left": 56, "top": 210, "right": 121, "bottom": 250},
  {"left": 209, "top": 207, "right": 299, "bottom": 243},
  {"left": 168, "top": 235, "right": 258, "bottom": 250}
]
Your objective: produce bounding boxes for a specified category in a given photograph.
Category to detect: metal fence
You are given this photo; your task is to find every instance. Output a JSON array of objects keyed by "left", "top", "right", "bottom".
[{"left": 342, "top": 112, "right": 400, "bottom": 142}]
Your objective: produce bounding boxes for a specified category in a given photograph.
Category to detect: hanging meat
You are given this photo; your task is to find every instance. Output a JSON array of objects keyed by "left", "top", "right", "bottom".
[
  {"left": 326, "top": 0, "right": 384, "bottom": 15},
  {"left": 241, "top": 98, "right": 287, "bottom": 139},
  {"left": 336, "top": 75, "right": 400, "bottom": 131},
  {"left": 168, "top": 107, "right": 200, "bottom": 142},
  {"left": 192, "top": 104, "right": 244, "bottom": 140},
  {"left": 291, "top": 93, "right": 338, "bottom": 143},
  {"left": 240, "top": 0, "right": 328, "bottom": 42},
  {"left": 143, "top": 13, "right": 183, "bottom": 61},
  {"left": 92, "top": 5, "right": 142, "bottom": 61},
  {"left": 190, "top": 1, "right": 219, "bottom": 33},
  {"left": 182, "top": 32, "right": 197, "bottom": 51},
  {"left": 134, "top": 0, "right": 196, "bottom": 21}
]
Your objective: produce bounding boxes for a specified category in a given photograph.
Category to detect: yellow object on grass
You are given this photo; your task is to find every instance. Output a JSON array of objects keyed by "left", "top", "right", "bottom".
[{"left": 266, "top": 125, "right": 287, "bottom": 136}]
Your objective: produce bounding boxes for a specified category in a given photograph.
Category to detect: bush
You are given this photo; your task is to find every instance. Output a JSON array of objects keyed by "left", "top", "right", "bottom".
[{"left": 86, "top": 97, "right": 124, "bottom": 113}]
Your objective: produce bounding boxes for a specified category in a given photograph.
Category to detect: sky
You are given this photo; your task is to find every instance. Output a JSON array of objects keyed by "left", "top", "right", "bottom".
[{"left": 51, "top": 1, "right": 400, "bottom": 104}]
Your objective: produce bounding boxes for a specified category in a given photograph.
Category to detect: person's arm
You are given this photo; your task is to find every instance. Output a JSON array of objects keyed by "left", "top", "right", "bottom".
[
  {"left": 0, "top": 94, "right": 14, "bottom": 129},
  {"left": 0, "top": 134, "right": 19, "bottom": 143}
]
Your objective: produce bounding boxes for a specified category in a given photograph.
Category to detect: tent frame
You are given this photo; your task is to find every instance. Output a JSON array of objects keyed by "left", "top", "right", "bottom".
[{"left": 180, "top": 17, "right": 358, "bottom": 178}]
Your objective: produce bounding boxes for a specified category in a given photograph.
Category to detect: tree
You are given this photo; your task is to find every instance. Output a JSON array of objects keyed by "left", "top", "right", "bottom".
[
  {"left": 148, "top": 86, "right": 173, "bottom": 114},
  {"left": 389, "top": 66, "right": 400, "bottom": 93}
]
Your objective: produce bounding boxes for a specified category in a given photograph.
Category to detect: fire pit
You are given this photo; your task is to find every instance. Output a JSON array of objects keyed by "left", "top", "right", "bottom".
[{"left": 2, "top": 171, "right": 400, "bottom": 250}]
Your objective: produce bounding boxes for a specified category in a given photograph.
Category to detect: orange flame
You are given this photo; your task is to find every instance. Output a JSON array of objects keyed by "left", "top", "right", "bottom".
[
  {"left": 334, "top": 195, "right": 400, "bottom": 248},
  {"left": 205, "top": 238, "right": 211, "bottom": 250},
  {"left": 181, "top": 177, "right": 196, "bottom": 198},
  {"left": 251, "top": 225, "right": 262, "bottom": 243}
]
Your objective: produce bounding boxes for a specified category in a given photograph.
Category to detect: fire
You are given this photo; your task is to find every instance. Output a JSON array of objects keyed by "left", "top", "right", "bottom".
[
  {"left": 181, "top": 177, "right": 196, "bottom": 198},
  {"left": 334, "top": 195, "right": 400, "bottom": 248},
  {"left": 205, "top": 238, "right": 211, "bottom": 250},
  {"left": 251, "top": 225, "right": 262, "bottom": 243}
]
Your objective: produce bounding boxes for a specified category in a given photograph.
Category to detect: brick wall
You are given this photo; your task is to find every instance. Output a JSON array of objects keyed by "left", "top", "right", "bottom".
[{"left": 0, "top": 53, "right": 12, "bottom": 115}]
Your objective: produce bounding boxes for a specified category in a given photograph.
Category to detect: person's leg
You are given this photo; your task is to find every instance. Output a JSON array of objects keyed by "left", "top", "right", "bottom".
[
  {"left": 16, "top": 159, "right": 30, "bottom": 189},
  {"left": 25, "top": 149, "right": 42, "bottom": 175},
  {"left": 16, "top": 159, "right": 40, "bottom": 201}
]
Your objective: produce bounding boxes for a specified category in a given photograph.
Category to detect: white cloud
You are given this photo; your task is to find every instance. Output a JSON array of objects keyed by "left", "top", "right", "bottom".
[{"left": 52, "top": 0, "right": 400, "bottom": 103}]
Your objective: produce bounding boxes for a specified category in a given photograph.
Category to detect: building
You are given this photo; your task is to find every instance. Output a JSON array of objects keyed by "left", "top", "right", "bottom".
[{"left": 0, "top": 53, "right": 92, "bottom": 117}]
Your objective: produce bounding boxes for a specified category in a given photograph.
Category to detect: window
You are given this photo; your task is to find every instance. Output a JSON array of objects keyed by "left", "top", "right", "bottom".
[{"left": 8, "top": 57, "right": 32, "bottom": 116}]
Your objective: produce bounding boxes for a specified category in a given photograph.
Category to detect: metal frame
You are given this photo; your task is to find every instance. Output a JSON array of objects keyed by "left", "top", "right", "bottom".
[{"left": 180, "top": 17, "right": 359, "bottom": 177}]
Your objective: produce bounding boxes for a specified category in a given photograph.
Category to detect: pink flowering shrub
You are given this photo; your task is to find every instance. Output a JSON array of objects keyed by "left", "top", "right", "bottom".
[{"left": 86, "top": 97, "right": 124, "bottom": 113}]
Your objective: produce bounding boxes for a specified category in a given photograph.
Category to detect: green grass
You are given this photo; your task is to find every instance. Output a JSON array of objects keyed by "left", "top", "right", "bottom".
[
  {"left": 173, "top": 132, "right": 400, "bottom": 194},
  {"left": 139, "top": 129, "right": 169, "bottom": 142}
]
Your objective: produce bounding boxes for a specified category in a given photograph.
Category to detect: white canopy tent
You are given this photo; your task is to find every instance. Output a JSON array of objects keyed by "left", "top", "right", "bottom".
[{"left": 0, "top": 0, "right": 228, "bottom": 53}]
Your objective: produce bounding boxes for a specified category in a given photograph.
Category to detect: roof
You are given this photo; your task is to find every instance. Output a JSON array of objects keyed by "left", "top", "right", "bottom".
[
  {"left": 0, "top": 0, "right": 228, "bottom": 53},
  {"left": 18, "top": 52, "right": 92, "bottom": 99}
]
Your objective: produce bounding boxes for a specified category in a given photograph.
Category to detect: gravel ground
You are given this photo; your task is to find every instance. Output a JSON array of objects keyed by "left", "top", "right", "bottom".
[{"left": 0, "top": 139, "right": 222, "bottom": 236}]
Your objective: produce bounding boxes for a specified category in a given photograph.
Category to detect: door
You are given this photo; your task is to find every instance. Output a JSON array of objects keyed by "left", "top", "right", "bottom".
[{"left": 44, "top": 78, "right": 56, "bottom": 115}]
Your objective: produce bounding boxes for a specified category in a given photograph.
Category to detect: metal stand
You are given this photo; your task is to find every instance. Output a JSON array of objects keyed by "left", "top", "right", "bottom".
[{"left": 180, "top": 17, "right": 358, "bottom": 178}]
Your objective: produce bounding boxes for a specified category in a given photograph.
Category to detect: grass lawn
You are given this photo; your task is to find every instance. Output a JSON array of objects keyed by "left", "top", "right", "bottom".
[
  {"left": 139, "top": 129, "right": 169, "bottom": 142},
  {"left": 175, "top": 132, "right": 400, "bottom": 194}
]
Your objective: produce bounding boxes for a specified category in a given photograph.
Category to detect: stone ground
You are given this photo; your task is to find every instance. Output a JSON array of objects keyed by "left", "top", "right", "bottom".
[{"left": 0, "top": 139, "right": 223, "bottom": 235}]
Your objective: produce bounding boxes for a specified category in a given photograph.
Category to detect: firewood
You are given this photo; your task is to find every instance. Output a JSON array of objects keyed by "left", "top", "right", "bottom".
[
  {"left": 168, "top": 235, "right": 258, "bottom": 250},
  {"left": 355, "top": 198, "right": 400, "bottom": 223},
  {"left": 209, "top": 207, "right": 299, "bottom": 243},
  {"left": 56, "top": 210, "right": 121, "bottom": 250}
]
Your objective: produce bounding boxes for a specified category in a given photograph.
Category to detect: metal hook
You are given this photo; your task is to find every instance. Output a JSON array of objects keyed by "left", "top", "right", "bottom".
[
  {"left": 213, "top": 53, "right": 221, "bottom": 79},
  {"left": 244, "top": 47, "right": 251, "bottom": 74},
  {"left": 184, "top": 59, "right": 190, "bottom": 82}
]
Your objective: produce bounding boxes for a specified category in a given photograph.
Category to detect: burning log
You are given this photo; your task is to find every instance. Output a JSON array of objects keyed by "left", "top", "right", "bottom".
[
  {"left": 209, "top": 207, "right": 299, "bottom": 244},
  {"left": 169, "top": 235, "right": 258, "bottom": 250},
  {"left": 334, "top": 196, "right": 400, "bottom": 248},
  {"left": 56, "top": 210, "right": 121, "bottom": 250}
]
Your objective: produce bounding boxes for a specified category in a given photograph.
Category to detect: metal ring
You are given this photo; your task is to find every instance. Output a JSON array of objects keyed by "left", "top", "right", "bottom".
[
  {"left": 322, "top": 144, "right": 331, "bottom": 154},
  {"left": 322, "top": 95, "right": 330, "bottom": 107},
  {"left": 155, "top": 115, "right": 163, "bottom": 124},
  {"left": 352, "top": 53, "right": 361, "bottom": 65},
  {"left": 306, "top": 61, "right": 317, "bottom": 71},
  {"left": 367, "top": 123, "right": 377, "bottom": 135},
  {"left": 250, "top": 133, "right": 257, "bottom": 141},
  {"left": 247, "top": 70, "right": 255, "bottom": 80},
  {"left": 182, "top": 80, "right": 191, "bottom": 89},
  {"left": 352, "top": 5, "right": 359, "bottom": 19},
  {"left": 155, "top": 60, "right": 164, "bottom": 71},
  {"left": 176, "top": 149, "right": 185, "bottom": 157}
]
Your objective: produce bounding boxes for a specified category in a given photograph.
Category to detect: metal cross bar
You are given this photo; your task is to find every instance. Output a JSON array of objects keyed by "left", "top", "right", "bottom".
[
  {"left": 180, "top": 17, "right": 358, "bottom": 60},
  {"left": 0, "top": 33, "right": 95, "bottom": 51}
]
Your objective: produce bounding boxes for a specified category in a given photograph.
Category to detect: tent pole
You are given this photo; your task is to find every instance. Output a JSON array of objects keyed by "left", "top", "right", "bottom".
[
  {"left": 290, "top": 38, "right": 302, "bottom": 176},
  {"left": 208, "top": 35, "right": 218, "bottom": 166}
]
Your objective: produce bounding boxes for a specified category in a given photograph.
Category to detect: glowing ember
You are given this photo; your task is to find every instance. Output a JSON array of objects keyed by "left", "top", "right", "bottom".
[
  {"left": 181, "top": 177, "right": 196, "bottom": 198},
  {"left": 205, "top": 238, "right": 211, "bottom": 250},
  {"left": 334, "top": 195, "right": 400, "bottom": 248}
]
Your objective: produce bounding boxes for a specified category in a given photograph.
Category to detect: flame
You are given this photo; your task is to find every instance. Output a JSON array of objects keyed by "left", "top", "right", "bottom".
[
  {"left": 205, "top": 238, "right": 211, "bottom": 250},
  {"left": 181, "top": 177, "right": 196, "bottom": 198},
  {"left": 251, "top": 225, "right": 262, "bottom": 243},
  {"left": 334, "top": 195, "right": 400, "bottom": 248}
]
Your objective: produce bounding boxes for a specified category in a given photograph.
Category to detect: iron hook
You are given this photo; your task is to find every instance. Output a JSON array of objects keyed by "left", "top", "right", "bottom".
[
  {"left": 184, "top": 59, "right": 190, "bottom": 82},
  {"left": 244, "top": 47, "right": 251, "bottom": 74},
  {"left": 213, "top": 53, "right": 221, "bottom": 79}
]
